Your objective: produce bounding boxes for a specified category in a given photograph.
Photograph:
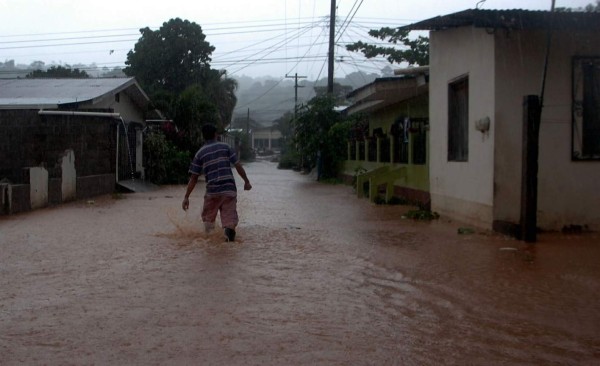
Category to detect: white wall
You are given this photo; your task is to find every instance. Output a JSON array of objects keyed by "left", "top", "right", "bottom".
[
  {"left": 60, "top": 149, "right": 77, "bottom": 202},
  {"left": 539, "top": 31, "right": 600, "bottom": 230},
  {"left": 492, "top": 30, "right": 549, "bottom": 226},
  {"left": 95, "top": 91, "right": 145, "bottom": 123},
  {"left": 29, "top": 167, "right": 48, "bottom": 210},
  {"left": 429, "top": 27, "right": 496, "bottom": 228},
  {"left": 252, "top": 129, "right": 282, "bottom": 150},
  {"left": 96, "top": 90, "right": 146, "bottom": 179},
  {"left": 494, "top": 30, "right": 600, "bottom": 230}
]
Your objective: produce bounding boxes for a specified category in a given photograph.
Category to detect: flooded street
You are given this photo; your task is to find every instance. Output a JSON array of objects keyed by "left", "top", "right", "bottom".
[{"left": 1, "top": 160, "right": 599, "bottom": 365}]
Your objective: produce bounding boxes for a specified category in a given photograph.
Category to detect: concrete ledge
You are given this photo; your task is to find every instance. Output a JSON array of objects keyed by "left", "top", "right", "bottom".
[
  {"left": 76, "top": 174, "right": 116, "bottom": 199},
  {"left": 431, "top": 193, "right": 494, "bottom": 230},
  {"left": 49, "top": 178, "right": 62, "bottom": 206},
  {"left": 7, "top": 184, "right": 30, "bottom": 214},
  {"left": 493, "top": 220, "right": 522, "bottom": 239},
  {"left": 393, "top": 186, "right": 431, "bottom": 210}
]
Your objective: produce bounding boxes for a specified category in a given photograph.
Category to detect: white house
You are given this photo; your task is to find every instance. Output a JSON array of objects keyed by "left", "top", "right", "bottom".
[
  {"left": 403, "top": 9, "right": 600, "bottom": 234},
  {"left": 252, "top": 126, "right": 282, "bottom": 152}
]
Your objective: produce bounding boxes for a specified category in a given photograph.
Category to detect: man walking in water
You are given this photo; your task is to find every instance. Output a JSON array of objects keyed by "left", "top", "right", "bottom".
[{"left": 182, "top": 124, "right": 252, "bottom": 241}]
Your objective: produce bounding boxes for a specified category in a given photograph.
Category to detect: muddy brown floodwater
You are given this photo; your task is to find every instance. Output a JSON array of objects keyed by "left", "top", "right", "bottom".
[{"left": 1, "top": 160, "right": 599, "bottom": 365}]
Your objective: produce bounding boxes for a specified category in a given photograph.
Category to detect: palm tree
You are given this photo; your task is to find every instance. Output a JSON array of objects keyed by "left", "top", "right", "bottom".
[{"left": 204, "top": 69, "right": 238, "bottom": 130}]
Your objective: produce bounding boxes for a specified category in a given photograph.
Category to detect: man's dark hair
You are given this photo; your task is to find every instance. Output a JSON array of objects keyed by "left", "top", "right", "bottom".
[{"left": 202, "top": 124, "right": 217, "bottom": 140}]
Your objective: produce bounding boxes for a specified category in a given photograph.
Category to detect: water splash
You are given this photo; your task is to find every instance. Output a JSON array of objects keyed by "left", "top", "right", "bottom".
[{"left": 156, "top": 207, "right": 236, "bottom": 247}]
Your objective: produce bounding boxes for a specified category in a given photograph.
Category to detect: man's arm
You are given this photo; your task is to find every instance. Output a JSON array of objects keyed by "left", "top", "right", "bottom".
[
  {"left": 182, "top": 174, "right": 199, "bottom": 210},
  {"left": 234, "top": 163, "right": 252, "bottom": 191}
]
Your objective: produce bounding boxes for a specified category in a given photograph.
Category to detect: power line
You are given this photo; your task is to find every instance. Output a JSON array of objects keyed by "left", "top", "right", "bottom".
[
  {"left": 1, "top": 15, "right": 403, "bottom": 81},
  {"left": 233, "top": 77, "right": 287, "bottom": 111},
  {"left": 284, "top": 18, "right": 330, "bottom": 76},
  {"left": 227, "top": 20, "right": 327, "bottom": 75}
]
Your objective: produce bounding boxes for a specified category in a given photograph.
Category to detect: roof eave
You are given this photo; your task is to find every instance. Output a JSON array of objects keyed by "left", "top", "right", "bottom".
[{"left": 400, "top": 9, "right": 600, "bottom": 32}]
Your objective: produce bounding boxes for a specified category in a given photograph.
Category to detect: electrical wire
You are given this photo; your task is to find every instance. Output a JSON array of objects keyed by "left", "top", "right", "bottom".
[
  {"left": 336, "top": 0, "right": 364, "bottom": 43},
  {"left": 233, "top": 77, "right": 287, "bottom": 111},
  {"left": 284, "top": 18, "right": 330, "bottom": 77},
  {"left": 227, "top": 19, "right": 327, "bottom": 75},
  {"left": 1, "top": 14, "right": 406, "bottom": 85}
]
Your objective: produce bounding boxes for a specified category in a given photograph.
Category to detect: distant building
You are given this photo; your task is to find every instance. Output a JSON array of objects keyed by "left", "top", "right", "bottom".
[{"left": 252, "top": 126, "right": 282, "bottom": 153}]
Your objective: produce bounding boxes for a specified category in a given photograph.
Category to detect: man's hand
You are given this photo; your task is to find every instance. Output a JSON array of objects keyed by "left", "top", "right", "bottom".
[
  {"left": 182, "top": 175, "right": 199, "bottom": 211},
  {"left": 235, "top": 163, "right": 251, "bottom": 191}
]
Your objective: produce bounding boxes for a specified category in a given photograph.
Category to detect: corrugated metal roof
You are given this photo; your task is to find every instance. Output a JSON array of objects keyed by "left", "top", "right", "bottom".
[
  {"left": 0, "top": 77, "right": 146, "bottom": 109},
  {"left": 401, "top": 9, "right": 600, "bottom": 32}
]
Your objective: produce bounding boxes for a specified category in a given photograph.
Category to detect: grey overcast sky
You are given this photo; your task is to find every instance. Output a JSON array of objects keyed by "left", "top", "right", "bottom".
[{"left": 0, "top": 0, "right": 593, "bottom": 79}]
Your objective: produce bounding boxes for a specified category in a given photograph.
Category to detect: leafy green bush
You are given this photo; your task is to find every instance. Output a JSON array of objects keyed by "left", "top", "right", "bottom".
[
  {"left": 144, "top": 131, "right": 191, "bottom": 184},
  {"left": 278, "top": 148, "right": 300, "bottom": 170}
]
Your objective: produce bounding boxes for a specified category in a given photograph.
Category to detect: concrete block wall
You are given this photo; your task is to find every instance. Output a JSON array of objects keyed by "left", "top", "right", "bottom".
[
  {"left": 49, "top": 178, "right": 62, "bottom": 206},
  {"left": 29, "top": 167, "right": 48, "bottom": 210},
  {"left": 1, "top": 184, "right": 30, "bottom": 215},
  {"left": 0, "top": 110, "right": 120, "bottom": 215},
  {"left": 76, "top": 174, "right": 116, "bottom": 199},
  {"left": 0, "top": 110, "right": 117, "bottom": 183}
]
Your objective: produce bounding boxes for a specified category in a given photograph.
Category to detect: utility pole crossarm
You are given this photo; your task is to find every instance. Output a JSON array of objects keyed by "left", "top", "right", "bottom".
[{"left": 286, "top": 73, "right": 307, "bottom": 120}]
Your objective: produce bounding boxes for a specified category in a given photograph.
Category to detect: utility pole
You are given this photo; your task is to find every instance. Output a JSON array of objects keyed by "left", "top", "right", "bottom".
[
  {"left": 245, "top": 107, "right": 254, "bottom": 157},
  {"left": 246, "top": 108, "right": 250, "bottom": 133},
  {"left": 327, "top": 0, "right": 336, "bottom": 95},
  {"left": 285, "top": 73, "right": 306, "bottom": 120}
]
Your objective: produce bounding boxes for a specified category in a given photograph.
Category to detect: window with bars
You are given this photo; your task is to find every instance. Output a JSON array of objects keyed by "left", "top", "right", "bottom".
[{"left": 573, "top": 57, "right": 600, "bottom": 160}]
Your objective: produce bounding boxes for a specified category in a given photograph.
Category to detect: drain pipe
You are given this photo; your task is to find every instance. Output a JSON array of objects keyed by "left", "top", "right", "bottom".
[
  {"left": 38, "top": 110, "right": 123, "bottom": 182},
  {"left": 38, "top": 110, "right": 121, "bottom": 118}
]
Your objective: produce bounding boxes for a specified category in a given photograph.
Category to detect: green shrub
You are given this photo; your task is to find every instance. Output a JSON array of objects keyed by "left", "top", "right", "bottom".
[
  {"left": 278, "top": 147, "right": 301, "bottom": 170},
  {"left": 144, "top": 131, "right": 191, "bottom": 184}
]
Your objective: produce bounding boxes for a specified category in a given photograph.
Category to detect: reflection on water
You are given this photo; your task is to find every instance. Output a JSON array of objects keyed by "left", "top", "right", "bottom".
[{"left": 1, "top": 161, "right": 599, "bottom": 365}]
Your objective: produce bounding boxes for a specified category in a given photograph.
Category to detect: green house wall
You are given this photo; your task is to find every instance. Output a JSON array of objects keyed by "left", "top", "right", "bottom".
[{"left": 343, "top": 93, "right": 430, "bottom": 203}]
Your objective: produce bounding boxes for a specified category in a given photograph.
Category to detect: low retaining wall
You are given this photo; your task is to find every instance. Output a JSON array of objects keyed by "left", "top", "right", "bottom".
[
  {"left": 340, "top": 172, "right": 431, "bottom": 209},
  {"left": 0, "top": 174, "right": 116, "bottom": 215},
  {"left": 49, "top": 178, "right": 62, "bottom": 206},
  {"left": 1, "top": 184, "right": 30, "bottom": 215},
  {"left": 77, "top": 174, "right": 116, "bottom": 200}
]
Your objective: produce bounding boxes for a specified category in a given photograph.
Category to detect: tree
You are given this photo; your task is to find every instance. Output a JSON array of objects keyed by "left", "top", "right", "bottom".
[
  {"left": 313, "top": 82, "right": 353, "bottom": 104},
  {"left": 125, "top": 18, "right": 237, "bottom": 131},
  {"left": 585, "top": 0, "right": 600, "bottom": 11},
  {"left": 557, "top": 0, "right": 600, "bottom": 12},
  {"left": 294, "top": 95, "right": 348, "bottom": 179},
  {"left": 167, "top": 70, "right": 237, "bottom": 151},
  {"left": 349, "top": 2, "right": 599, "bottom": 66},
  {"left": 346, "top": 28, "right": 429, "bottom": 66},
  {"left": 172, "top": 84, "right": 218, "bottom": 151},
  {"left": 29, "top": 61, "right": 45, "bottom": 70},
  {"left": 202, "top": 69, "right": 238, "bottom": 130},
  {"left": 273, "top": 111, "right": 294, "bottom": 141},
  {"left": 124, "top": 18, "right": 215, "bottom": 95},
  {"left": 100, "top": 67, "right": 126, "bottom": 78},
  {"left": 26, "top": 65, "right": 89, "bottom": 78}
]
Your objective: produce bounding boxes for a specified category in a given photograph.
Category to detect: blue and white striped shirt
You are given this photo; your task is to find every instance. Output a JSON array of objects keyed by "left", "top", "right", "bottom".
[{"left": 189, "top": 140, "right": 239, "bottom": 196}]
